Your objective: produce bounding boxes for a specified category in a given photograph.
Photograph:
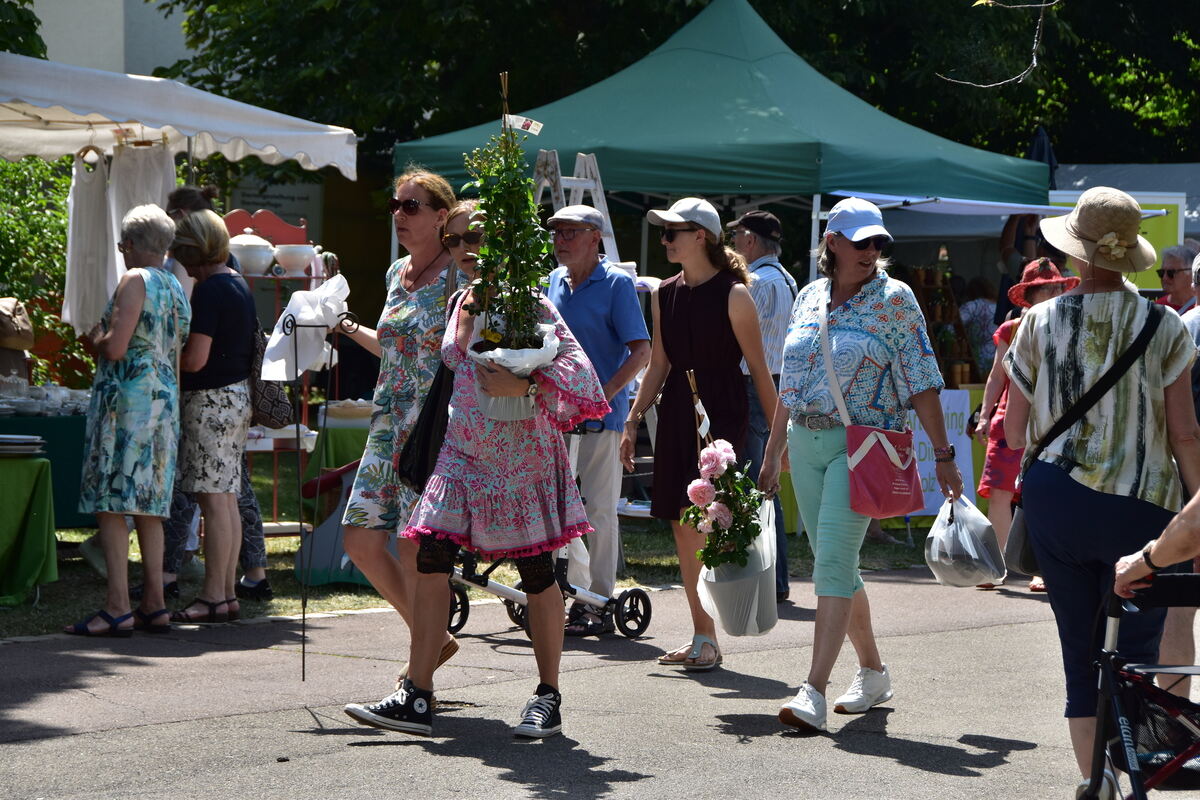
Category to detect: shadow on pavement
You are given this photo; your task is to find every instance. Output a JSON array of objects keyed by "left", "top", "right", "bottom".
[{"left": 651, "top": 665, "right": 793, "bottom": 701}]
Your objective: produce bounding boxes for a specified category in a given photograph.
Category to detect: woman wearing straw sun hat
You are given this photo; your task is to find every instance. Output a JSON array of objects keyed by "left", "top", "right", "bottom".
[{"left": 1003, "top": 186, "right": 1200, "bottom": 796}]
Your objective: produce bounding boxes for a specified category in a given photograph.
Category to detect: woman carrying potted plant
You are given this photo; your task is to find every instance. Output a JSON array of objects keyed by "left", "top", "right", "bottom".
[{"left": 619, "top": 197, "right": 780, "bottom": 672}]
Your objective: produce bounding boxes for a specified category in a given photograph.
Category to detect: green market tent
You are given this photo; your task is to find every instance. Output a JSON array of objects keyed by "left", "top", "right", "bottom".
[{"left": 393, "top": 0, "right": 1048, "bottom": 204}]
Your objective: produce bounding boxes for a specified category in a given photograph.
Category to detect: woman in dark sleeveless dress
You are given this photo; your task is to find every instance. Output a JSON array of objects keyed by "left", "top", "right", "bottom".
[{"left": 620, "top": 198, "right": 780, "bottom": 671}]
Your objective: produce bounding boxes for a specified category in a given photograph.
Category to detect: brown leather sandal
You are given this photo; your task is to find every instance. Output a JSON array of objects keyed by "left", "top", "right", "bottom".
[{"left": 170, "top": 597, "right": 229, "bottom": 624}]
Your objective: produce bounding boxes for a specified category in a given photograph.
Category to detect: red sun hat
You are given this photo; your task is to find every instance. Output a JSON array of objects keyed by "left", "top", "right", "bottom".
[{"left": 1007, "top": 258, "right": 1080, "bottom": 308}]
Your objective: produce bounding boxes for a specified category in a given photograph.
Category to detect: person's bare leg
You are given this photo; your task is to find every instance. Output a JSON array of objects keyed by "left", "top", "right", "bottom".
[
  {"left": 407, "top": 571, "right": 451, "bottom": 690},
  {"left": 807, "top": 595, "right": 853, "bottom": 694},
  {"left": 344, "top": 526, "right": 415, "bottom": 629},
  {"left": 133, "top": 515, "right": 165, "bottom": 614},
  {"left": 1159, "top": 606, "right": 1197, "bottom": 698},
  {"left": 174, "top": 492, "right": 235, "bottom": 618},
  {"left": 72, "top": 512, "right": 135, "bottom": 633},
  {"left": 526, "top": 584, "right": 565, "bottom": 686},
  {"left": 219, "top": 493, "right": 240, "bottom": 608},
  {"left": 987, "top": 489, "right": 1014, "bottom": 550},
  {"left": 1068, "top": 716, "right": 1099, "bottom": 778},
  {"left": 666, "top": 517, "right": 718, "bottom": 663},
  {"left": 844, "top": 588, "right": 884, "bottom": 672}
]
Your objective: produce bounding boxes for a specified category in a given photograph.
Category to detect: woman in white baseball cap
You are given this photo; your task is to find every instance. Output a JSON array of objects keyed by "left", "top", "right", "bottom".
[{"left": 621, "top": 197, "right": 780, "bottom": 672}]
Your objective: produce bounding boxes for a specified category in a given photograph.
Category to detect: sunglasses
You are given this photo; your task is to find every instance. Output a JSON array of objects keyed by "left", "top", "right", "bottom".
[
  {"left": 1158, "top": 268, "right": 1188, "bottom": 279},
  {"left": 388, "top": 197, "right": 430, "bottom": 216},
  {"left": 662, "top": 226, "right": 699, "bottom": 243},
  {"left": 441, "top": 230, "right": 485, "bottom": 248},
  {"left": 117, "top": 239, "right": 131, "bottom": 254},
  {"left": 550, "top": 227, "right": 596, "bottom": 242},
  {"left": 838, "top": 232, "right": 890, "bottom": 251}
]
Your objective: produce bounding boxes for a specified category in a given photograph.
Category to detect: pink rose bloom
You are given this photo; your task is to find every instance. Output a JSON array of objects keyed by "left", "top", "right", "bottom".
[
  {"left": 697, "top": 517, "right": 714, "bottom": 534},
  {"left": 687, "top": 478, "right": 716, "bottom": 507},
  {"left": 713, "top": 439, "right": 737, "bottom": 466},
  {"left": 699, "top": 447, "right": 726, "bottom": 480},
  {"left": 709, "top": 501, "right": 734, "bottom": 530}
]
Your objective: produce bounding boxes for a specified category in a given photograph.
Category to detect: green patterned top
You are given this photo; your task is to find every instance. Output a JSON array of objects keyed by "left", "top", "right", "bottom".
[{"left": 1005, "top": 290, "right": 1195, "bottom": 511}]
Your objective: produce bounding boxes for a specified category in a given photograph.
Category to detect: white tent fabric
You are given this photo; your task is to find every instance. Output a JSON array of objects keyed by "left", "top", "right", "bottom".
[
  {"left": 830, "top": 189, "right": 1168, "bottom": 219},
  {"left": 0, "top": 53, "right": 357, "bottom": 180}
]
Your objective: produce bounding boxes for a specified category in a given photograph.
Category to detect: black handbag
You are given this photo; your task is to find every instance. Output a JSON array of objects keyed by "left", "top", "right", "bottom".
[
  {"left": 394, "top": 274, "right": 461, "bottom": 493},
  {"left": 1005, "top": 302, "right": 1164, "bottom": 577},
  {"left": 249, "top": 319, "right": 296, "bottom": 429}
]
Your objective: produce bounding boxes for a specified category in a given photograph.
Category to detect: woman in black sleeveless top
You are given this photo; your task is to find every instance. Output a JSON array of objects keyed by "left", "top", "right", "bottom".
[{"left": 620, "top": 198, "right": 779, "bottom": 672}]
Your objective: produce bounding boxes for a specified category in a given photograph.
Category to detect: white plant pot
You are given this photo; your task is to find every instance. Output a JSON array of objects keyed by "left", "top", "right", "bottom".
[{"left": 466, "top": 316, "right": 559, "bottom": 422}]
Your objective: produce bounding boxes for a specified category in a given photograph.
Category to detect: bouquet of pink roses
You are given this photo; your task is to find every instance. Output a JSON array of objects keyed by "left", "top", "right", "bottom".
[{"left": 682, "top": 439, "right": 765, "bottom": 569}]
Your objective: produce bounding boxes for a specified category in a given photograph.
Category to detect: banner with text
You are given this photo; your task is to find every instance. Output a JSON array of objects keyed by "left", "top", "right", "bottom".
[{"left": 905, "top": 389, "right": 975, "bottom": 516}]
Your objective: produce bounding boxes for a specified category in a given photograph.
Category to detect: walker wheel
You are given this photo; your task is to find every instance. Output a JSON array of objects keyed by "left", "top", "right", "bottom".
[
  {"left": 614, "top": 588, "right": 652, "bottom": 638},
  {"left": 448, "top": 582, "right": 470, "bottom": 634}
]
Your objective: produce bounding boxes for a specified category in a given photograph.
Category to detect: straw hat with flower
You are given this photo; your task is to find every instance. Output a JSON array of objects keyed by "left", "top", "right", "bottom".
[{"left": 1038, "top": 186, "right": 1156, "bottom": 273}]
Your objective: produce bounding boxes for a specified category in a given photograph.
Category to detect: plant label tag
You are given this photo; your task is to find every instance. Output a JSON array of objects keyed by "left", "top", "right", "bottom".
[{"left": 504, "top": 115, "right": 543, "bottom": 135}]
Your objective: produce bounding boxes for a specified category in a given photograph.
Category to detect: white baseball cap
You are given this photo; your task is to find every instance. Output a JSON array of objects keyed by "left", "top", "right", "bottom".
[
  {"left": 547, "top": 204, "right": 604, "bottom": 229},
  {"left": 646, "top": 197, "right": 722, "bottom": 238},
  {"left": 826, "top": 197, "right": 892, "bottom": 242}
]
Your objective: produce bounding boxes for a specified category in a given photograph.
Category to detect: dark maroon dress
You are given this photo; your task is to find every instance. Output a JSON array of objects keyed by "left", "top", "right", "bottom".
[{"left": 651, "top": 270, "right": 748, "bottom": 520}]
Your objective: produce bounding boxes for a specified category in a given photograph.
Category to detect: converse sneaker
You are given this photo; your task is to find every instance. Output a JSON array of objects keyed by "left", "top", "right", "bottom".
[
  {"left": 512, "top": 683, "right": 562, "bottom": 738},
  {"left": 343, "top": 679, "right": 433, "bottom": 736},
  {"left": 833, "top": 664, "right": 893, "bottom": 714},
  {"left": 779, "top": 682, "right": 827, "bottom": 732}
]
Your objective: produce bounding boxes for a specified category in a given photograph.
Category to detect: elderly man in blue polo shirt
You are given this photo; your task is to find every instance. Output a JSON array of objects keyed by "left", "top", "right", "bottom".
[
  {"left": 727, "top": 210, "right": 798, "bottom": 603},
  {"left": 546, "top": 205, "right": 651, "bottom": 636}
]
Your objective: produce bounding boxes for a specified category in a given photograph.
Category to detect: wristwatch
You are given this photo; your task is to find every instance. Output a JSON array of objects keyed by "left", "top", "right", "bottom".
[{"left": 525, "top": 376, "right": 539, "bottom": 397}]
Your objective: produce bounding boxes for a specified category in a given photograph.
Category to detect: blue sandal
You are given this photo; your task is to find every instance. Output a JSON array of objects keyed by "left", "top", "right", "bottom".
[
  {"left": 66, "top": 609, "right": 134, "bottom": 638},
  {"left": 134, "top": 607, "right": 171, "bottom": 634}
]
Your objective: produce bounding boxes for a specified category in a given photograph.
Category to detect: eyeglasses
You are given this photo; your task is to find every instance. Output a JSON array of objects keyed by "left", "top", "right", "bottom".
[
  {"left": 117, "top": 239, "right": 131, "bottom": 254},
  {"left": 1158, "top": 268, "right": 1188, "bottom": 279},
  {"left": 838, "top": 232, "right": 890, "bottom": 251},
  {"left": 388, "top": 197, "right": 430, "bottom": 216},
  {"left": 442, "top": 230, "right": 485, "bottom": 248},
  {"left": 550, "top": 227, "right": 597, "bottom": 242},
  {"left": 662, "top": 226, "right": 699, "bottom": 243}
]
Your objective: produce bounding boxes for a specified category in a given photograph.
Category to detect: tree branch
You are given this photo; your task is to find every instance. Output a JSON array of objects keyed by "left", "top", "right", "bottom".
[{"left": 936, "top": 0, "right": 1060, "bottom": 88}]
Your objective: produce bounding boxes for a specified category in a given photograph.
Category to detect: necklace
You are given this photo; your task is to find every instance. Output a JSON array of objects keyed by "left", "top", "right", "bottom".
[{"left": 404, "top": 247, "right": 449, "bottom": 291}]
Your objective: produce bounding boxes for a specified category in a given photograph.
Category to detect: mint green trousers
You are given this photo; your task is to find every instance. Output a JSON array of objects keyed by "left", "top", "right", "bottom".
[{"left": 786, "top": 423, "right": 870, "bottom": 598}]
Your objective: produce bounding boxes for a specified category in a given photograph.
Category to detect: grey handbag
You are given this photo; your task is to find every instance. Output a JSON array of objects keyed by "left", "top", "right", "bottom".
[{"left": 1003, "top": 302, "right": 1163, "bottom": 577}]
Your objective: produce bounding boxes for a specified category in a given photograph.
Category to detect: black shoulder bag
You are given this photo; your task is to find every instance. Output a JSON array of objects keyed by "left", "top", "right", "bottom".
[
  {"left": 395, "top": 272, "right": 461, "bottom": 493},
  {"left": 1004, "top": 302, "right": 1164, "bottom": 576}
]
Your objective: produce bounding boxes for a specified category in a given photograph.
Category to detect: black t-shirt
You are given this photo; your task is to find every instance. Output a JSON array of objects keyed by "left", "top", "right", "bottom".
[{"left": 183, "top": 273, "right": 256, "bottom": 391}]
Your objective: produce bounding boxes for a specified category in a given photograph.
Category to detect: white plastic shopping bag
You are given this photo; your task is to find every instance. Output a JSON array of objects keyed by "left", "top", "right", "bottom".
[
  {"left": 697, "top": 501, "right": 778, "bottom": 636},
  {"left": 924, "top": 497, "right": 1006, "bottom": 587}
]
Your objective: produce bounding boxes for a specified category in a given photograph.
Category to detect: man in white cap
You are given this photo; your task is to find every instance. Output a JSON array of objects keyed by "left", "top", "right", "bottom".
[
  {"left": 726, "top": 210, "right": 797, "bottom": 602},
  {"left": 545, "top": 205, "right": 651, "bottom": 636}
]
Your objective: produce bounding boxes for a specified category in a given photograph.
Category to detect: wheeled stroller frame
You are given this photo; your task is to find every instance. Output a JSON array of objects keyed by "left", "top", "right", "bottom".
[
  {"left": 446, "top": 548, "right": 653, "bottom": 639},
  {"left": 1083, "top": 574, "right": 1200, "bottom": 799}
]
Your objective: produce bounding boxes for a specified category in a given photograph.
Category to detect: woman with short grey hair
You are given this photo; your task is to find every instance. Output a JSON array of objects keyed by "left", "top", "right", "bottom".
[{"left": 68, "top": 204, "right": 191, "bottom": 636}]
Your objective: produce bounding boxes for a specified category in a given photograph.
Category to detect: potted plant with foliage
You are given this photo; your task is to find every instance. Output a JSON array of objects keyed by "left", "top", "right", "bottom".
[{"left": 459, "top": 76, "right": 558, "bottom": 420}]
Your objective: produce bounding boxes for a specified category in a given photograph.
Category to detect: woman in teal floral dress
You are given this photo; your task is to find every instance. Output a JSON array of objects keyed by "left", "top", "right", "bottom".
[
  {"left": 68, "top": 205, "right": 190, "bottom": 636},
  {"left": 338, "top": 171, "right": 461, "bottom": 683}
]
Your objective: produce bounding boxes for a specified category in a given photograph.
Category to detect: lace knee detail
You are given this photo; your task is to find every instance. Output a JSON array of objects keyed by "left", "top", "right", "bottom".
[
  {"left": 416, "top": 535, "right": 459, "bottom": 574},
  {"left": 514, "top": 552, "right": 556, "bottom": 593}
]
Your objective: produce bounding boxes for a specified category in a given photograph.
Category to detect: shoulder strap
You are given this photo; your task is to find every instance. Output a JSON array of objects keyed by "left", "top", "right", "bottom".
[
  {"left": 765, "top": 262, "right": 798, "bottom": 299},
  {"left": 1022, "top": 301, "right": 1164, "bottom": 470},
  {"left": 818, "top": 283, "right": 853, "bottom": 427}
]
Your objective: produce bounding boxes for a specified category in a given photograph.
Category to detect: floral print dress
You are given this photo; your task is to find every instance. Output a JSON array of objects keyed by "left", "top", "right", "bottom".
[
  {"left": 79, "top": 267, "right": 190, "bottom": 517},
  {"left": 403, "top": 294, "right": 609, "bottom": 558},
  {"left": 343, "top": 257, "right": 456, "bottom": 531}
]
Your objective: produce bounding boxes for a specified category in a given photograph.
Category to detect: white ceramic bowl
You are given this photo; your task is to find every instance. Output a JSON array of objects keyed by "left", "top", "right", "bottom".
[
  {"left": 273, "top": 244, "right": 316, "bottom": 276},
  {"left": 229, "top": 242, "right": 275, "bottom": 274}
]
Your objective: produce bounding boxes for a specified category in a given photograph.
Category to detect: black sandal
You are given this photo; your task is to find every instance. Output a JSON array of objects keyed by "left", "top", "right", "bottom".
[
  {"left": 565, "top": 612, "right": 615, "bottom": 637},
  {"left": 224, "top": 598, "right": 241, "bottom": 622},
  {"left": 170, "top": 598, "right": 229, "bottom": 624},
  {"left": 65, "top": 609, "right": 134, "bottom": 638},
  {"left": 134, "top": 607, "right": 171, "bottom": 634}
]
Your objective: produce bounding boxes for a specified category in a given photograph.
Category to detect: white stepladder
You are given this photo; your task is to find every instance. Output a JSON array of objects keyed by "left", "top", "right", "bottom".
[{"left": 533, "top": 150, "right": 635, "bottom": 278}]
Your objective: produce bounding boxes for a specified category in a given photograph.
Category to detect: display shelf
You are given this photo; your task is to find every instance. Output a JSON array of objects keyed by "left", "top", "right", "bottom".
[{"left": 907, "top": 267, "right": 977, "bottom": 389}]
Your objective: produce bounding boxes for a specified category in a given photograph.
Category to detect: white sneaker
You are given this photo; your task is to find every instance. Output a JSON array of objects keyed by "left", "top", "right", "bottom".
[
  {"left": 833, "top": 664, "right": 893, "bottom": 714},
  {"left": 779, "top": 682, "right": 827, "bottom": 732}
]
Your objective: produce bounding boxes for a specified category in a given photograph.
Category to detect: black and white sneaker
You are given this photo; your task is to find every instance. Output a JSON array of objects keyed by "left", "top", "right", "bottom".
[
  {"left": 344, "top": 679, "right": 433, "bottom": 736},
  {"left": 512, "top": 683, "right": 562, "bottom": 738}
]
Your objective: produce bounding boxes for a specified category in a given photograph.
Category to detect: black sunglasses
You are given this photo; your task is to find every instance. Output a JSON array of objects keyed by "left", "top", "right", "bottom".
[
  {"left": 388, "top": 197, "right": 430, "bottom": 216},
  {"left": 662, "top": 226, "right": 699, "bottom": 243},
  {"left": 442, "top": 230, "right": 485, "bottom": 248},
  {"left": 1158, "top": 268, "right": 1188, "bottom": 279},
  {"left": 838, "top": 232, "right": 890, "bottom": 251}
]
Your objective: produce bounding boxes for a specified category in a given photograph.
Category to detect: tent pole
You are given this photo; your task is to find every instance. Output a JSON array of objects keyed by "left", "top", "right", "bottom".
[
  {"left": 186, "top": 136, "right": 195, "bottom": 184},
  {"left": 808, "top": 193, "right": 821, "bottom": 284},
  {"left": 640, "top": 196, "right": 649, "bottom": 276}
]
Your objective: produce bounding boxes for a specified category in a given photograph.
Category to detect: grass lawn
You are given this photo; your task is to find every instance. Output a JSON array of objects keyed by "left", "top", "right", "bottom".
[{"left": 0, "top": 458, "right": 929, "bottom": 638}]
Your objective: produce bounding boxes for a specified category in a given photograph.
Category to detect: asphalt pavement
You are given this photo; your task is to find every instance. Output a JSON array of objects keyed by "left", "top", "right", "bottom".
[{"left": 2, "top": 568, "right": 1090, "bottom": 800}]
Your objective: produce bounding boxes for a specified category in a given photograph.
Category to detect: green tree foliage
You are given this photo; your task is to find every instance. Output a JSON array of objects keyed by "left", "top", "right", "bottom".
[
  {"left": 152, "top": 0, "right": 1199, "bottom": 166},
  {"left": 0, "top": 157, "right": 94, "bottom": 386},
  {"left": 0, "top": 0, "right": 46, "bottom": 58}
]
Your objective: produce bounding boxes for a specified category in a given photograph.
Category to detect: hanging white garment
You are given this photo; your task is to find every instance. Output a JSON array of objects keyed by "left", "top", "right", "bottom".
[
  {"left": 262, "top": 274, "right": 350, "bottom": 381},
  {"left": 62, "top": 155, "right": 119, "bottom": 335},
  {"left": 107, "top": 144, "right": 175, "bottom": 255}
]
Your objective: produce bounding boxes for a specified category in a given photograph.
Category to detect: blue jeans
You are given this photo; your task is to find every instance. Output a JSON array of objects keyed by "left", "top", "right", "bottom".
[{"left": 744, "top": 375, "right": 789, "bottom": 594}]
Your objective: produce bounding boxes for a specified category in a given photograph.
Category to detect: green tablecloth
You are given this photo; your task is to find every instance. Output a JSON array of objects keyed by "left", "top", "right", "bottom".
[
  {"left": 0, "top": 415, "right": 92, "bottom": 528},
  {"left": 0, "top": 457, "right": 58, "bottom": 605},
  {"left": 303, "top": 426, "right": 369, "bottom": 480}
]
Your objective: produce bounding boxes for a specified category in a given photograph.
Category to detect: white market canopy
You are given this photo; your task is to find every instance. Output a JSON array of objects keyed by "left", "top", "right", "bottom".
[
  {"left": 0, "top": 52, "right": 357, "bottom": 180},
  {"left": 830, "top": 189, "right": 1167, "bottom": 219}
]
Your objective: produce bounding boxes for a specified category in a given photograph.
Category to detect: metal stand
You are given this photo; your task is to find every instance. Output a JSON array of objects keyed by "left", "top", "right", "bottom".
[{"left": 279, "top": 309, "right": 358, "bottom": 680}]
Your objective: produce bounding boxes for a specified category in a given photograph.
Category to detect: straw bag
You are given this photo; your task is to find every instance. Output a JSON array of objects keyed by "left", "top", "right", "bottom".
[{"left": 819, "top": 297, "right": 923, "bottom": 519}]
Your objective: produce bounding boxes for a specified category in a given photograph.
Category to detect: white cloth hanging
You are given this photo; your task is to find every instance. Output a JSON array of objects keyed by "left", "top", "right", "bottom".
[
  {"left": 262, "top": 274, "right": 350, "bottom": 381},
  {"left": 107, "top": 143, "right": 175, "bottom": 259},
  {"left": 62, "top": 155, "right": 120, "bottom": 335}
]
